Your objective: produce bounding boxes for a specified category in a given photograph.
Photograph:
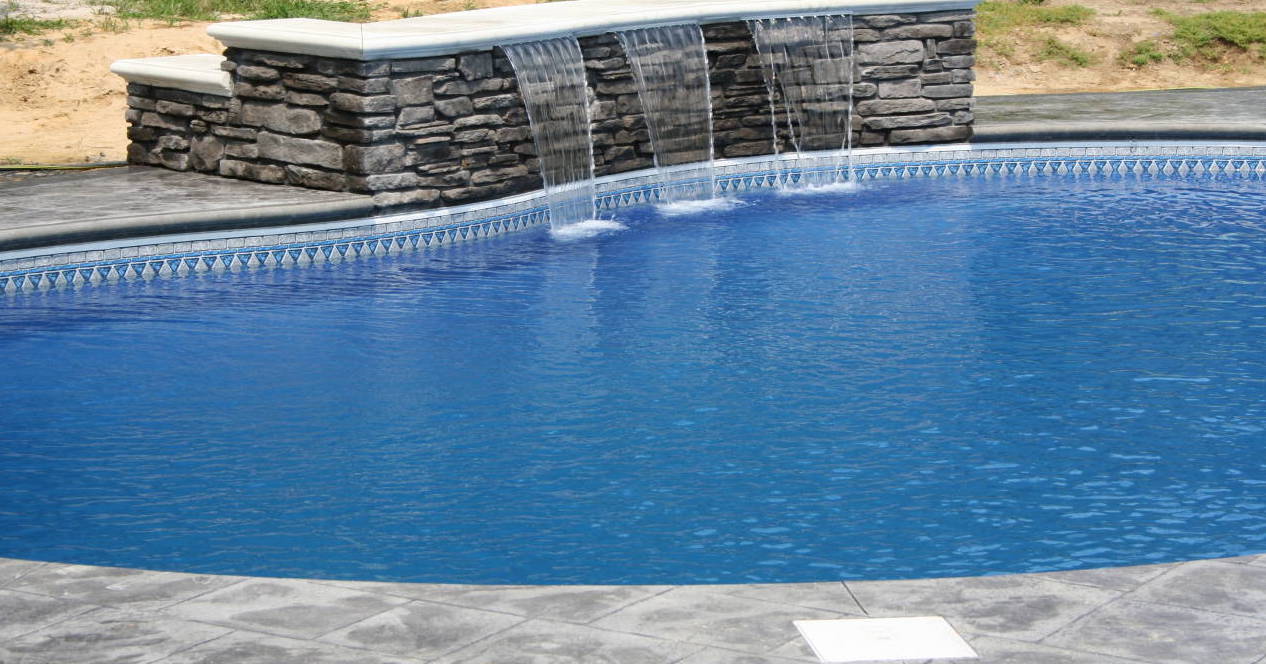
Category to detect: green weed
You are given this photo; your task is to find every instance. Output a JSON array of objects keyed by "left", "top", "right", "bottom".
[
  {"left": 1038, "top": 36, "right": 1094, "bottom": 66},
  {"left": 1164, "top": 10, "right": 1266, "bottom": 60},
  {"left": 0, "top": 1, "right": 71, "bottom": 37},
  {"left": 1120, "top": 39, "right": 1166, "bottom": 66},
  {"left": 977, "top": 0, "right": 1094, "bottom": 34}
]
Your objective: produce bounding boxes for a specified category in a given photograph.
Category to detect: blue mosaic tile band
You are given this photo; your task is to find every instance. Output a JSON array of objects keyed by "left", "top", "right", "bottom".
[{"left": 4, "top": 143, "right": 1265, "bottom": 295}]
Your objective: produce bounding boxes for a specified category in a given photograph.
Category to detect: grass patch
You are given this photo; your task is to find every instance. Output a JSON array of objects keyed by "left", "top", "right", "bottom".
[
  {"left": 1161, "top": 10, "right": 1266, "bottom": 60},
  {"left": 99, "top": 0, "right": 372, "bottom": 22},
  {"left": 1120, "top": 39, "right": 1166, "bottom": 67},
  {"left": 977, "top": 0, "right": 1095, "bottom": 33},
  {"left": 1038, "top": 36, "right": 1094, "bottom": 66},
  {"left": 977, "top": 0, "right": 1095, "bottom": 64},
  {"left": 1, "top": 1, "right": 71, "bottom": 37}
]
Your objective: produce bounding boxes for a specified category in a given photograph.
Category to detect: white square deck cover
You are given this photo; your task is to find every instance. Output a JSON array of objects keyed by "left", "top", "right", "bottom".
[{"left": 794, "top": 616, "right": 978, "bottom": 663}]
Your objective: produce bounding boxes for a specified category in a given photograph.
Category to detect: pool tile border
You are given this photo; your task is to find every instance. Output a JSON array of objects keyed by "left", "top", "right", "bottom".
[{"left": 3, "top": 140, "right": 1265, "bottom": 295}]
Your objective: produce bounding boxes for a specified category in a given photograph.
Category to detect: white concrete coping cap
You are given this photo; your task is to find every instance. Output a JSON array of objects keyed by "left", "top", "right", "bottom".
[
  {"left": 207, "top": 0, "right": 979, "bottom": 61},
  {"left": 110, "top": 54, "right": 233, "bottom": 97}
]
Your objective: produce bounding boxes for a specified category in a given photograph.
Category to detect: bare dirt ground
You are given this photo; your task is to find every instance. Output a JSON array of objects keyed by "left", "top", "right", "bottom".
[{"left": 1, "top": 0, "right": 1263, "bottom": 164}]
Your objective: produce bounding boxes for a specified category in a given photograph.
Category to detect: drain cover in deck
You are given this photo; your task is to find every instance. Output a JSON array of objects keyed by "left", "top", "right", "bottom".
[{"left": 794, "top": 616, "right": 978, "bottom": 663}]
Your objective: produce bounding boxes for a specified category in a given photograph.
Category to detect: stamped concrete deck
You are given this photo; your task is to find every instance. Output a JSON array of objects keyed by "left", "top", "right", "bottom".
[
  {"left": 0, "top": 167, "right": 372, "bottom": 252},
  {"left": 974, "top": 86, "right": 1266, "bottom": 142},
  {"left": 3, "top": 554, "right": 1266, "bottom": 663}
]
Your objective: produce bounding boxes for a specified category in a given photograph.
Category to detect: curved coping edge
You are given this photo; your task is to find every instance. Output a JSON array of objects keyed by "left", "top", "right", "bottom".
[
  {"left": 205, "top": 0, "right": 979, "bottom": 61},
  {"left": 4, "top": 139, "right": 1266, "bottom": 291},
  {"left": 110, "top": 54, "right": 233, "bottom": 97},
  {"left": 0, "top": 198, "right": 375, "bottom": 254}
]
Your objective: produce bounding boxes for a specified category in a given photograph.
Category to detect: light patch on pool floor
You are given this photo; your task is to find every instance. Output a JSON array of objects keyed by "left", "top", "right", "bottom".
[{"left": 794, "top": 616, "right": 978, "bottom": 663}]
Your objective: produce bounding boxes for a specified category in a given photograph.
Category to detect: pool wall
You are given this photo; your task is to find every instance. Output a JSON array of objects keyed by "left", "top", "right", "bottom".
[
  {"left": 3, "top": 141, "right": 1265, "bottom": 294},
  {"left": 112, "top": 0, "right": 978, "bottom": 210}
]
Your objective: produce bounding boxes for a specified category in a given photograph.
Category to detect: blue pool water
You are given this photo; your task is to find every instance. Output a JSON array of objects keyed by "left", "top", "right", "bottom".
[{"left": 2, "top": 171, "right": 1265, "bottom": 584}]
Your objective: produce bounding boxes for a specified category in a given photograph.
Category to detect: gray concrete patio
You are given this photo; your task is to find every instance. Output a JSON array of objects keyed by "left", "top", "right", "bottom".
[{"left": 3, "top": 554, "right": 1266, "bottom": 663}]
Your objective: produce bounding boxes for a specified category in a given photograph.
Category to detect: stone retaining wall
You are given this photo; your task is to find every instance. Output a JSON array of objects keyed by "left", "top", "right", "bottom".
[{"left": 124, "top": 10, "right": 975, "bottom": 210}]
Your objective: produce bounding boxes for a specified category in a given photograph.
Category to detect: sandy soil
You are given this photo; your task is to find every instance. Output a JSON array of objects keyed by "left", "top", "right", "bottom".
[{"left": 1, "top": 0, "right": 1263, "bottom": 164}]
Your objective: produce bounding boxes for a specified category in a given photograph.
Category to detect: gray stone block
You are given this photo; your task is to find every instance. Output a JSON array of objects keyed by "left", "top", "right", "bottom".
[
  {"left": 234, "top": 82, "right": 286, "bottom": 100},
  {"left": 241, "top": 102, "right": 322, "bottom": 136},
  {"left": 862, "top": 65, "right": 921, "bottom": 82},
  {"left": 856, "top": 97, "right": 936, "bottom": 115},
  {"left": 349, "top": 172, "right": 420, "bottom": 191},
  {"left": 458, "top": 52, "right": 494, "bottom": 80},
  {"left": 855, "top": 39, "right": 926, "bottom": 65},
  {"left": 372, "top": 188, "right": 443, "bottom": 208},
  {"left": 329, "top": 93, "right": 396, "bottom": 114},
  {"left": 286, "top": 91, "right": 328, "bottom": 107},
  {"left": 190, "top": 135, "right": 224, "bottom": 171},
  {"left": 237, "top": 65, "right": 280, "bottom": 82},
  {"left": 140, "top": 112, "right": 187, "bottom": 131},
  {"left": 155, "top": 100, "right": 195, "bottom": 117},
  {"left": 391, "top": 56, "right": 456, "bottom": 74},
  {"left": 938, "top": 38, "right": 977, "bottom": 55},
  {"left": 924, "top": 83, "right": 974, "bottom": 98},
  {"left": 324, "top": 110, "right": 396, "bottom": 129},
  {"left": 454, "top": 114, "right": 505, "bottom": 128},
  {"left": 495, "top": 126, "right": 532, "bottom": 143},
  {"left": 284, "top": 165, "right": 345, "bottom": 191},
  {"left": 435, "top": 97, "right": 474, "bottom": 118},
  {"left": 243, "top": 52, "right": 312, "bottom": 69},
  {"left": 391, "top": 75, "right": 434, "bottom": 106},
  {"left": 322, "top": 126, "right": 395, "bottom": 144},
  {"left": 126, "top": 95, "right": 157, "bottom": 111},
  {"left": 857, "top": 14, "right": 917, "bottom": 29},
  {"left": 852, "top": 82, "right": 878, "bottom": 98},
  {"left": 126, "top": 126, "right": 155, "bottom": 141},
  {"left": 920, "top": 10, "right": 975, "bottom": 22},
  {"left": 935, "top": 97, "right": 973, "bottom": 111},
  {"left": 865, "top": 112, "right": 951, "bottom": 129},
  {"left": 878, "top": 78, "right": 922, "bottom": 99},
  {"left": 398, "top": 106, "right": 437, "bottom": 126},
  {"left": 283, "top": 73, "right": 337, "bottom": 93},
  {"left": 159, "top": 151, "right": 191, "bottom": 170},
  {"left": 889, "top": 124, "right": 971, "bottom": 143},
  {"left": 883, "top": 23, "right": 953, "bottom": 39},
  {"left": 338, "top": 76, "right": 390, "bottom": 94},
  {"left": 211, "top": 126, "right": 258, "bottom": 141},
  {"left": 851, "top": 28, "right": 881, "bottom": 43},
  {"left": 942, "top": 54, "right": 976, "bottom": 68},
  {"left": 224, "top": 142, "right": 258, "bottom": 159},
  {"left": 344, "top": 143, "right": 406, "bottom": 174},
  {"left": 470, "top": 165, "right": 528, "bottom": 185},
  {"left": 257, "top": 132, "right": 342, "bottom": 169},
  {"left": 921, "top": 71, "right": 953, "bottom": 85},
  {"left": 473, "top": 94, "right": 522, "bottom": 111}
]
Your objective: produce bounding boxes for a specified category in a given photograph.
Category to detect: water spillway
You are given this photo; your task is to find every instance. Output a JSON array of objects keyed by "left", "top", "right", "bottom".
[
  {"left": 615, "top": 24, "right": 717, "bottom": 206},
  {"left": 501, "top": 37, "right": 598, "bottom": 231},
  {"left": 749, "top": 15, "right": 857, "bottom": 188}
]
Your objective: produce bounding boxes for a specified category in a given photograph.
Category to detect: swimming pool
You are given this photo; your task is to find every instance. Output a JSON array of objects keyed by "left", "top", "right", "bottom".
[{"left": 2, "top": 152, "right": 1265, "bottom": 584}]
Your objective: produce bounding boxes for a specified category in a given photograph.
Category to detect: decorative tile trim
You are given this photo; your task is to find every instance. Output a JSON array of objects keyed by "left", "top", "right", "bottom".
[{"left": 4, "top": 141, "right": 1265, "bottom": 295}]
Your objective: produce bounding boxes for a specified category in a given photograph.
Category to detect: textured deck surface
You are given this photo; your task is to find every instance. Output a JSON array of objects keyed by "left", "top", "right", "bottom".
[{"left": 3, "top": 555, "right": 1266, "bottom": 663}]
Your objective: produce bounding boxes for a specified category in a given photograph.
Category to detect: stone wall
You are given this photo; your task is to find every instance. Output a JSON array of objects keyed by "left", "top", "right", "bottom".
[{"left": 124, "top": 10, "right": 975, "bottom": 210}]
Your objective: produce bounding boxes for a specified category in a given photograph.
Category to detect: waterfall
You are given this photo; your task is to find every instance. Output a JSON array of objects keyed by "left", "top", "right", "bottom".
[
  {"left": 749, "top": 15, "right": 856, "bottom": 189},
  {"left": 502, "top": 37, "right": 599, "bottom": 231},
  {"left": 615, "top": 24, "right": 717, "bottom": 206}
]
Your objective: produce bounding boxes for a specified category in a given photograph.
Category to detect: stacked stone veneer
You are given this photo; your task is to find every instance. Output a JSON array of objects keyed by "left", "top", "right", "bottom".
[{"left": 124, "top": 9, "right": 975, "bottom": 210}]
